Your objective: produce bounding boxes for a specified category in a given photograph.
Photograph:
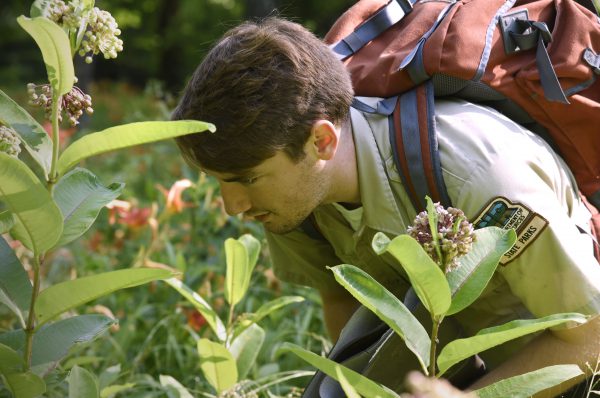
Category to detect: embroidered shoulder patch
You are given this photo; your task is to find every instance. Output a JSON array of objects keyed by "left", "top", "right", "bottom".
[{"left": 472, "top": 197, "right": 548, "bottom": 265}]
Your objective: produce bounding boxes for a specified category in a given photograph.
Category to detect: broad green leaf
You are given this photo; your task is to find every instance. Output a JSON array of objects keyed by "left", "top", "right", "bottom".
[
  {"left": 159, "top": 375, "right": 193, "bottom": 398},
  {"left": 225, "top": 234, "right": 260, "bottom": 307},
  {"left": 0, "top": 89, "right": 52, "bottom": 177},
  {"left": 475, "top": 364, "right": 583, "bottom": 398},
  {"left": 230, "top": 323, "right": 265, "bottom": 380},
  {"left": 336, "top": 367, "right": 362, "bottom": 398},
  {"left": 17, "top": 16, "right": 74, "bottom": 96},
  {"left": 0, "top": 153, "right": 63, "bottom": 254},
  {"left": 0, "top": 236, "right": 32, "bottom": 328},
  {"left": 53, "top": 168, "right": 124, "bottom": 246},
  {"left": 446, "top": 228, "right": 516, "bottom": 315},
  {"left": 331, "top": 264, "right": 430, "bottom": 373},
  {"left": 234, "top": 296, "right": 305, "bottom": 337},
  {"left": 35, "top": 268, "right": 173, "bottom": 327},
  {"left": 381, "top": 235, "right": 451, "bottom": 318},
  {"left": 164, "top": 278, "right": 226, "bottom": 342},
  {"left": 0, "top": 343, "right": 46, "bottom": 398},
  {"left": 437, "top": 313, "right": 588, "bottom": 376},
  {"left": 57, "top": 120, "right": 215, "bottom": 176},
  {"left": 100, "top": 384, "right": 135, "bottom": 398},
  {"left": 69, "top": 365, "right": 99, "bottom": 398},
  {"left": 280, "top": 343, "right": 399, "bottom": 398},
  {"left": 0, "top": 210, "right": 16, "bottom": 234},
  {"left": 197, "top": 338, "right": 237, "bottom": 394}
]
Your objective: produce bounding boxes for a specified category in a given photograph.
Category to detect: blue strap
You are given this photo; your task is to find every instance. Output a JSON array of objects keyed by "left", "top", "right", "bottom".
[
  {"left": 351, "top": 97, "right": 398, "bottom": 115},
  {"left": 330, "top": 0, "right": 416, "bottom": 60}
]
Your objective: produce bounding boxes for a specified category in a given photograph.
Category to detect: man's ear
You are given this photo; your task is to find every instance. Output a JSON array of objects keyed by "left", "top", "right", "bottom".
[{"left": 310, "top": 120, "right": 339, "bottom": 161}]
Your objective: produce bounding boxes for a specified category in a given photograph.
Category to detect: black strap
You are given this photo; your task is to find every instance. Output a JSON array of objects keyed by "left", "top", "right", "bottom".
[{"left": 330, "top": 0, "right": 416, "bottom": 60}]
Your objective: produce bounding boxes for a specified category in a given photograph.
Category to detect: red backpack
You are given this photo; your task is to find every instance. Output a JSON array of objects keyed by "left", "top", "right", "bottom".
[{"left": 322, "top": 0, "right": 600, "bottom": 254}]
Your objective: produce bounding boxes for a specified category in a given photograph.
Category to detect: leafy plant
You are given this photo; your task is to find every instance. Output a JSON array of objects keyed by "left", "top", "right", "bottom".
[
  {"left": 0, "top": 1, "right": 214, "bottom": 396},
  {"left": 283, "top": 197, "right": 588, "bottom": 397}
]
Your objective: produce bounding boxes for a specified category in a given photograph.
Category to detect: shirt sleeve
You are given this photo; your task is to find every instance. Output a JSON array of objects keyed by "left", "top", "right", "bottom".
[
  {"left": 265, "top": 228, "right": 347, "bottom": 293},
  {"left": 435, "top": 99, "right": 600, "bottom": 319}
]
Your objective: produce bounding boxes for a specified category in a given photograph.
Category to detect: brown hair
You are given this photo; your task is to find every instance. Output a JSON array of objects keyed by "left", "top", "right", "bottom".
[{"left": 172, "top": 17, "right": 354, "bottom": 173}]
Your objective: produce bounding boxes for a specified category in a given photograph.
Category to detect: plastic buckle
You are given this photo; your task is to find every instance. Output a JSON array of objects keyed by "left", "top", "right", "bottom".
[{"left": 499, "top": 9, "right": 530, "bottom": 54}]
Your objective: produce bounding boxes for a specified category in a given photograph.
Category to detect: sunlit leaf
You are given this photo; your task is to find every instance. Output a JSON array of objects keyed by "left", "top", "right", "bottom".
[
  {"left": 35, "top": 268, "right": 173, "bottom": 327},
  {"left": 230, "top": 323, "right": 265, "bottom": 380},
  {"left": 380, "top": 235, "right": 451, "bottom": 318},
  {"left": 225, "top": 234, "right": 260, "bottom": 307},
  {"left": 0, "top": 89, "right": 52, "bottom": 177},
  {"left": 68, "top": 365, "right": 99, "bottom": 398},
  {"left": 234, "top": 296, "right": 305, "bottom": 337},
  {"left": 57, "top": 120, "right": 215, "bottom": 176},
  {"left": 437, "top": 313, "right": 588, "bottom": 376},
  {"left": 0, "top": 236, "right": 32, "bottom": 328},
  {"left": 446, "top": 227, "right": 516, "bottom": 315},
  {"left": 331, "top": 264, "right": 430, "bottom": 373},
  {"left": 0, "top": 153, "right": 63, "bottom": 254},
  {"left": 336, "top": 367, "right": 362, "bottom": 398},
  {"left": 53, "top": 168, "right": 124, "bottom": 246},
  {"left": 475, "top": 365, "right": 583, "bottom": 398},
  {"left": 0, "top": 211, "right": 16, "bottom": 234},
  {"left": 159, "top": 375, "right": 193, "bottom": 398},
  {"left": 99, "top": 383, "right": 135, "bottom": 398},
  {"left": 164, "top": 278, "right": 226, "bottom": 342},
  {"left": 197, "top": 338, "right": 237, "bottom": 394},
  {"left": 17, "top": 16, "right": 74, "bottom": 96},
  {"left": 281, "top": 343, "right": 399, "bottom": 398}
]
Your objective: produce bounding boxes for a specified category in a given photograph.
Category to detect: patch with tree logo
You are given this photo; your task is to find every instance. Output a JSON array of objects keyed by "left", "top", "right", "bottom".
[{"left": 472, "top": 197, "right": 548, "bottom": 265}]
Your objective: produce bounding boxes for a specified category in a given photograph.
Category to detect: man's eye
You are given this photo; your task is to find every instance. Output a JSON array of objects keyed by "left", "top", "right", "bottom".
[{"left": 241, "top": 176, "right": 258, "bottom": 185}]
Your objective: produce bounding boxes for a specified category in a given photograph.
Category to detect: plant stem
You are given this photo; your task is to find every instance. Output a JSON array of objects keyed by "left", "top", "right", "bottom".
[
  {"left": 23, "top": 254, "right": 43, "bottom": 370},
  {"left": 48, "top": 93, "right": 61, "bottom": 189},
  {"left": 429, "top": 316, "right": 443, "bottom": 376}
]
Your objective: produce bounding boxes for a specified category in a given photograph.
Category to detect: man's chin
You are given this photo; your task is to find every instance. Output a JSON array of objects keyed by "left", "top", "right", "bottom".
[{"left": 261, "top": 218, "right": 306, "bottom": 235}]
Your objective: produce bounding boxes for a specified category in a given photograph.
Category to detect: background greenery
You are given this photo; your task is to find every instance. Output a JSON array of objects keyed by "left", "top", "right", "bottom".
[{"left": 0, "top": 0, "right": 355, "bottom": 396}]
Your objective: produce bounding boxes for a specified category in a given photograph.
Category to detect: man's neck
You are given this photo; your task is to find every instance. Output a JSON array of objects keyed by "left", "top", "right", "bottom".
[{"left": 327, "top": 117, "right": 361, "bottom": 205}]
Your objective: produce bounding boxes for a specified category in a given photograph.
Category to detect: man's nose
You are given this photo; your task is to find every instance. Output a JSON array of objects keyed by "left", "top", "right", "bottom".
[{"left": 219, "top": 182, "right": 251, "bottom": 216}]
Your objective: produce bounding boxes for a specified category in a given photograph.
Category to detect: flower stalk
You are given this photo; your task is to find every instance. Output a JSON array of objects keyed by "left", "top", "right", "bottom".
[{"left": 23, "top": 255, "right": 43, "bottom": 370}]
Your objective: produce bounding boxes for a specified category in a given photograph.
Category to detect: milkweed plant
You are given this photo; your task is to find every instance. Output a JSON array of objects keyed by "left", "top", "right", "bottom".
[{"left": 282, "top": 197, "right": 589, "bottom": 398}]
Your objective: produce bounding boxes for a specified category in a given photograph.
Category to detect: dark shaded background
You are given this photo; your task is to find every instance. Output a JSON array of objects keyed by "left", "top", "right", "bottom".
[{"left": 1, "top": 0, "right": 354, "bottom": 95}]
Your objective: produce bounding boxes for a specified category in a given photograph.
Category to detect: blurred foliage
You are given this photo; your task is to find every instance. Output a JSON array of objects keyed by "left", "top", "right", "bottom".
[{"left": 0, "top": 0, "right": 354, "bottom": 93}]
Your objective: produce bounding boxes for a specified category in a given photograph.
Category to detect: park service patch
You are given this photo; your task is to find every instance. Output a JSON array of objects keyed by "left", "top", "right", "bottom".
[{"left": 472, "top": 197, "right": 548, "bottom": 265}]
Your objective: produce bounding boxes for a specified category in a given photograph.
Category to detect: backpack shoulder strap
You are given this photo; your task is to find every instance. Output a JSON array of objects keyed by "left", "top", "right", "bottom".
[{"left": 389, "top": 80, "right": 451, "bottom": 211}]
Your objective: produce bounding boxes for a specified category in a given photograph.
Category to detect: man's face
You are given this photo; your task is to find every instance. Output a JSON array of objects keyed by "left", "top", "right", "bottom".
[{"left": 204, "top": 150, "right": 329, "bottom": 234}]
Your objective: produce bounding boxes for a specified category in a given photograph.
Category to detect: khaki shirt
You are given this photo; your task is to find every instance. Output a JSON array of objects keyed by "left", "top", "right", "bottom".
[{"left": 266, "top": 98, "right": 600, "bottom": 346}]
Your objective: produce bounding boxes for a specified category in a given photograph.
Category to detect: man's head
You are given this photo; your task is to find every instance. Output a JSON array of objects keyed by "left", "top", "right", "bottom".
[{"left": 173, "top": 17, "right": 354, "bottom": 233}]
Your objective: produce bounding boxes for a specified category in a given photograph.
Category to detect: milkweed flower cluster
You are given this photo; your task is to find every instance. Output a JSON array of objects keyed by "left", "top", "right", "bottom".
[
  {"left": 407, "top": 200, "right": 475, "bottom": 272},
  {"left": 0, "top": 125, "right": 21, "bottom": 158},
  {"left": 46, "top": 0, "right": 123, "bottom": 63},
  {"left": 27, "top": 83, "right": 93, "bottom": 126}
]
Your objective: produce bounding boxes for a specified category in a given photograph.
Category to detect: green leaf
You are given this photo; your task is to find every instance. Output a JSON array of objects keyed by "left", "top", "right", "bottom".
[
  {"left": 0, "top": 89, "right": 52, "bottom": 177},
  {"left": 336, "top": 367, "right": 362, "bottom": 398},
  {"left": 331, "top": 264, "right": 430, "bottom": 373},
  {"left": 164, "top": 278, "right": 226, "bottom": 342},
  {"left": 159, "top": 375, "right": 193, "bottom": 398},
  {"left": 446, "top": 227, "right": 516, "bottom": 315},
  {"left": 475, "top": 364, "right": 583, "bottom": 398},
  {"left": 100, "top": 383, "right": 135, "bottom": 398},
  {"left": 234, "top": 296, "right": 305, "bottom": 337},
  {"left": 0, "top": 343, "right": 46, "bottom": 398},
  {"left": 17, "top": 16, "right": 74, "bottom": 97},
  {"left": 197, "top": 338, "right": 238, "bottom": 394},
  {"left": 280, "top": 343, "right": 399, "bottom": 398},
  {"left": 437, "top": 313, "right": 588, "bottom": 376},
  {"left": 380, "top": 235, "right": 451, "bottom": 318},
  {"left": 0, "top": 236, "right": 32, "bottom": 328},
  {"left": 230, "top": 323, "right": 265, "bottom": 380},
  {"left": 69, "top": 365, "right": 99, "bottom": 398},
  {"left": 225, "top": 234, "right": 260, "bottom": 307},
  {"left": 57, "top": 120, "right": 215, "bottom": 177},
  {"left": 35, "top": 268, "right": 173, "bottom": 327},
  {"left": 0, "top": 153, "right": 63, "bottom": 254},
  {"left": 53, "top": 168, "right": 124, "bottom": 246},
  {"left": 0, "top": 210, "right": 16, "bottom": 234}
]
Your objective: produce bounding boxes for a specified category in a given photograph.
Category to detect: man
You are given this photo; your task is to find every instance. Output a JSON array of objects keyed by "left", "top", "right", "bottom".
[{"left": 172, "top": 17, "right": 600, "bottom": 396}]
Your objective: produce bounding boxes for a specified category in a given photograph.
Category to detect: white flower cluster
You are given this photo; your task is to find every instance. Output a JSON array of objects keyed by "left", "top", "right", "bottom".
[
  {"left": 407, "top": 202, "right": 475, "bottom": 272},
  {"left": 79, "top": 7, "right": 124, "bottom": 64},
  {"left": 0, "top": 125, "right": 22, "bottom": 158},
  {"left": 28, "top": 83, "right": 93, "bottom": 126},
  {"left": 46, "top": 0, "right": 123, "bottom": 64}
]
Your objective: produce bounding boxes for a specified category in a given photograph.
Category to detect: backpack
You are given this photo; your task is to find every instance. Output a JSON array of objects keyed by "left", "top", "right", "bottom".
[
  {"left": 301, "top": 1, "right": 600, "bottom": 395},
  {"left": 317, "top": 0, "right": 600, "bottom": 254}
]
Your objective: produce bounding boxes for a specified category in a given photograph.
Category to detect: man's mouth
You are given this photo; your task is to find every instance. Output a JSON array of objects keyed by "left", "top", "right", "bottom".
[{"left": 245, "top": 211, "right": 270, "bottom": 222}]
